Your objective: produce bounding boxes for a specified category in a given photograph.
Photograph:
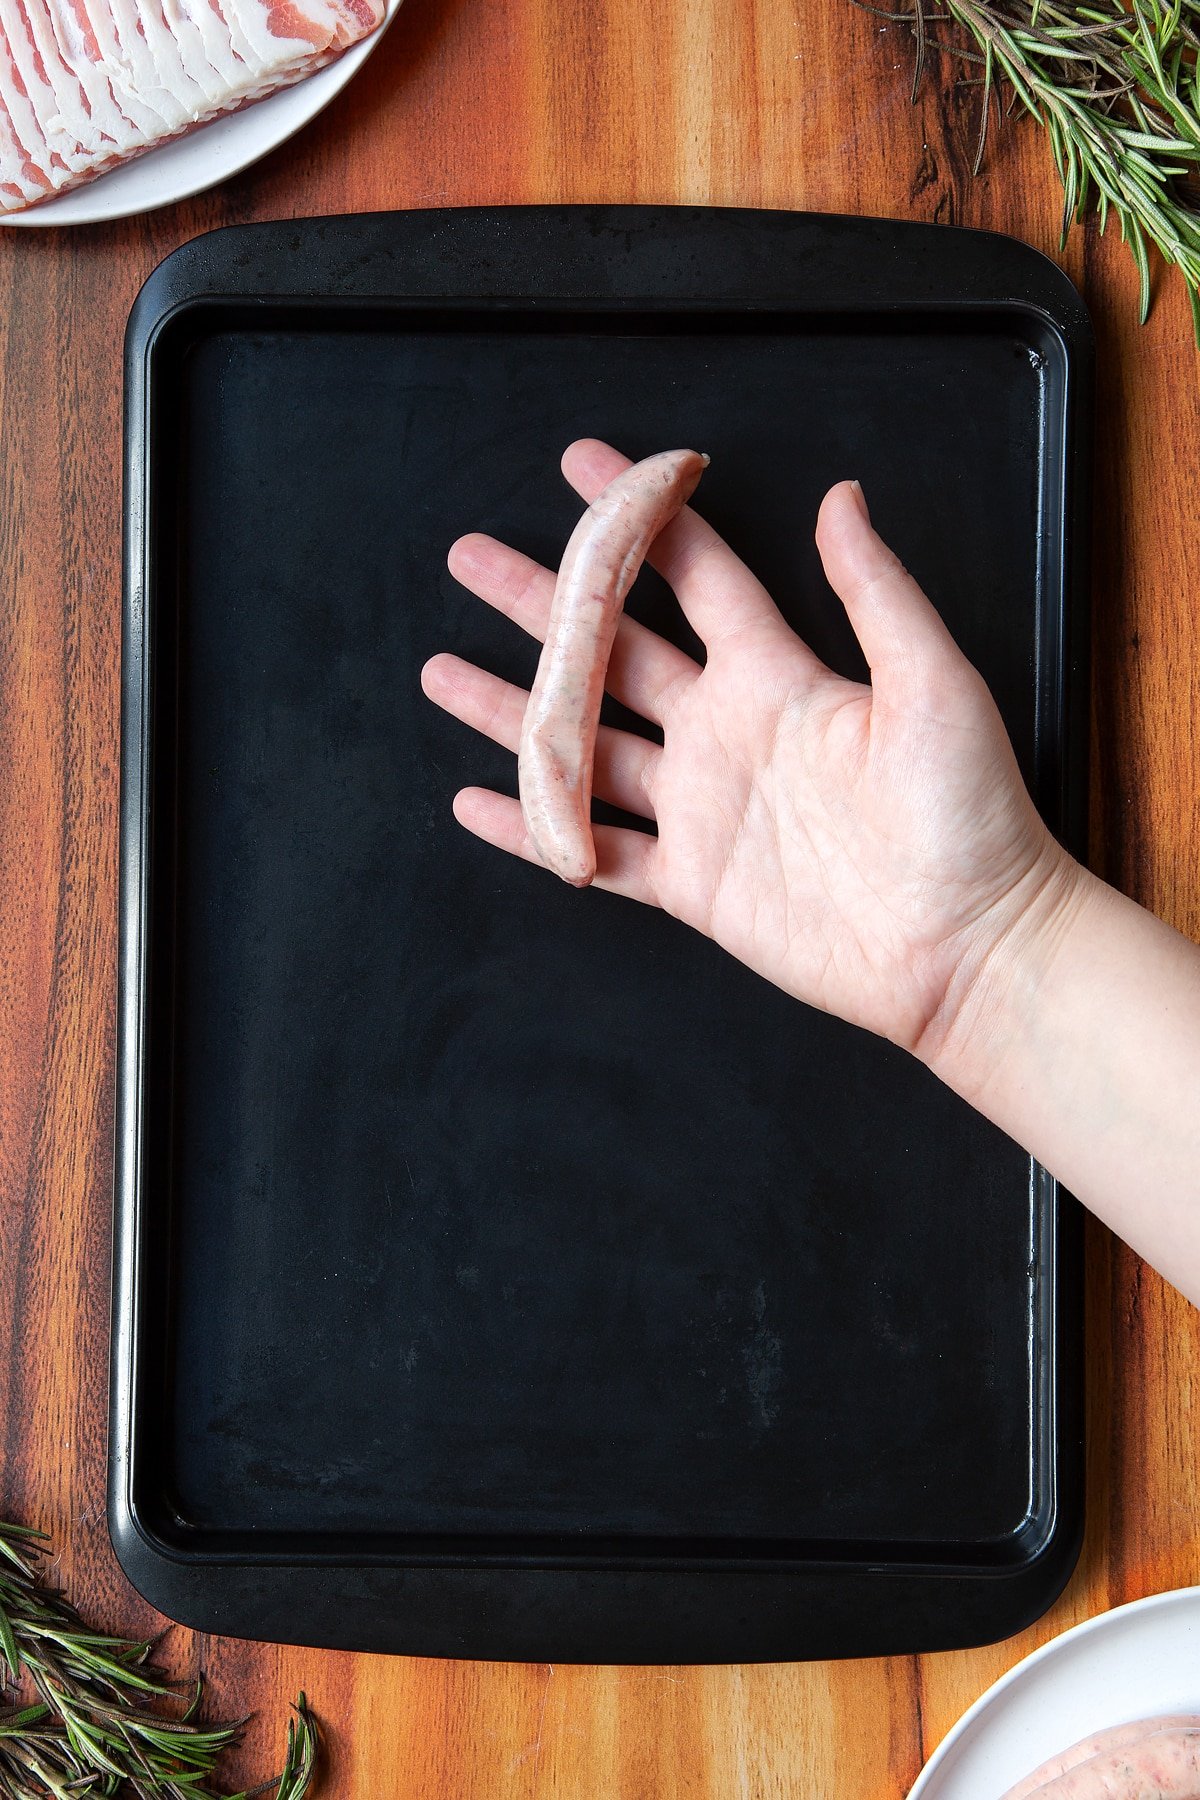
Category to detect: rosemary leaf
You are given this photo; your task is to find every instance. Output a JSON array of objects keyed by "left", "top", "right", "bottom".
[
  {"left": 0, "top": 1611, "right": 20, "bottom": 1685},
  {"left": 269, "top": 1697, "right": 318, "bottom": 1800},
  {"left": 857, "top": 0, "right": 1200, "bottom": 338},
  {"left": 0, "top": 1519, "right": 320, "bottom": 1800}
]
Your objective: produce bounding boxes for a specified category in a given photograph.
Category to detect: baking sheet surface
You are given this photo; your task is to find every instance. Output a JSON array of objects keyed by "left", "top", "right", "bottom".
[{"left": 152, "top": 316, "right": 1047, "bottom": 1546}]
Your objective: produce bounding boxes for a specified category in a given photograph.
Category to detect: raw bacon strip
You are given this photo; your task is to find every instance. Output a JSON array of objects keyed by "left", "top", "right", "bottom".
[
  {"left": 96, "top": 0, "right": 194, "bottom": 129},
  {"left": 163, "top": 0, "right": 247, "bottom": 91},
  {"left": 0, "top": 84, "right": 55, "bottom": 200},
  {"left": 0, "top": 0, "right": 100, "bottom": 165},
  {"left": 157, "top": 0, "right": 336, "bottom": 105},
  {"left": 0, "top": 0, "right": 385, "bottom": 211},
  {"left": 9, "top": 0, "right": 106, "bottom": 154},
  {"left": 123, "top": 0, "right": 214, "bottom": 117},
  {"left": 65, "top": 0, "right": 174, "bottom": 134},
  {"left": 0, "top": 21, "right": 79, "bottom": 188},
  {"left": 324, "top": 0, "right": 379, "bottom": 45},
  {"left": 145, "top": 0, "right": 338, "bottom": 121},
  {"left": 197, "top": 0, "right": 259, "bottom": 79},
  {"left": 158, "top": 0, "right": 320, "bottom": 109},
  {"left": 211, "top": 0, "right": 332, "bottom": 69},
  {"left": 195, "top": 0, "right": 265, "bottom": 89},
  {"left": 58, "top": 0, "right": 169, "bottom": 135},
  {"left": 0, "top": 0, "right": 377, "bottom": 214},
  {"left": 134, "top": 0, "right": 225, "bottom": 107},
  {"left": 35, "top": 0, "right": 151, "bottom": 149}
]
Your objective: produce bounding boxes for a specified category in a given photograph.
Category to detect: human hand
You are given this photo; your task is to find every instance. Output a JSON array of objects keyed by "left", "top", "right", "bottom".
[{"left": 422, "top": 438, "right": 1081, "bottom": 1062}]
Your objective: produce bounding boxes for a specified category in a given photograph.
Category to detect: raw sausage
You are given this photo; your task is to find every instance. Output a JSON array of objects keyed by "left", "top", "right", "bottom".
[
  {"left": 1002, "top": 1723, "right": 1200, "bottom": 1800},
  {"left": 518, "top": 448, "right": 708, "bottom": 887},
  {"left": 1002, "top": 1718, "right": 1200, "bottom": 1800}
]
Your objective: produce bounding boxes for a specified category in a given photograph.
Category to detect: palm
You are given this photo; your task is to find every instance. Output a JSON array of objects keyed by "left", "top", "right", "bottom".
[
  {"left": 648, "top": 621, "right": 1047, "bottom": 1046},
  {"left": 423, "top": 440, "right": 1058, "bottom": 1056}
]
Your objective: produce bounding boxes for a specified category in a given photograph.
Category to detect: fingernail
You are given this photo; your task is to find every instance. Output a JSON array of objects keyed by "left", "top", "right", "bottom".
[{"left": 849, "top": 479, "right": 871, "bottom": 524}]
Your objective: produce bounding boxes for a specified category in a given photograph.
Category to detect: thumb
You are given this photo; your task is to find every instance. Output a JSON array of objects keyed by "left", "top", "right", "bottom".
[{"left": 815, "top": 481, "right": 969, "bottom": 698}]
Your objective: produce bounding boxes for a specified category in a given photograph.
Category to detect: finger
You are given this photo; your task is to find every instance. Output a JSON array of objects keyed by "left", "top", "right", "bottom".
[
  {"left": 421, "top": 653, "right": 658, "bottom": 821},
  {"left": 814, "top": 481, "right": 974, "bottom": 699},
  {"left": 447, "top": 532, "right": 698, "bottom": 723},
  {"left": 451, "top": 788, "right": 658, "bottom": 905},
  {"left": 561, "top": 437, "right": 795, "bottom": 651}
]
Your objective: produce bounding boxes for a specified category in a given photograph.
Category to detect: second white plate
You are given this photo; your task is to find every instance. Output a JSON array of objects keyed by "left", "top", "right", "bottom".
[{"left": 908, "top": 1586, "right": 1200, "bottom": 1798}]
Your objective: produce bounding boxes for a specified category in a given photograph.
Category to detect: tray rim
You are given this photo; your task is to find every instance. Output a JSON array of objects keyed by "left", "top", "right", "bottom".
[{"left": 113, "top": 202, "right": 1092, "bottom": 1662}]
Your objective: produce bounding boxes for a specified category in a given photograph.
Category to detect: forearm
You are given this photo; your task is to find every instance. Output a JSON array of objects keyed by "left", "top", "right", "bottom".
[{"left": 925, "top": 860, "right": 1200, "bottom": 1305}]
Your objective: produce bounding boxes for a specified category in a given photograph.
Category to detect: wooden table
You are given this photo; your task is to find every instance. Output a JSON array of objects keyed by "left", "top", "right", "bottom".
[{"left": 2, "top": 4, "right": 1199, "bottom": 1795}]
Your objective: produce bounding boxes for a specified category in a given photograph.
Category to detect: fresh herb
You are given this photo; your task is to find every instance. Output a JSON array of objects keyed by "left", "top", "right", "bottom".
[
  {"left": 0, "top": 1521, "right": 319, "bottom": 1800},
  {"left": 857, "top": 0, "right": 1200, "bottom": 337}
]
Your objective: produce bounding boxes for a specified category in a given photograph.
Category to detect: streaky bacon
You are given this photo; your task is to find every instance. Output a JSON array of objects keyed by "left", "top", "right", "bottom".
[
  {"left": 0, "top": 80, "right": 57, "bottom": 199},
  {"left": 0, "top": 0, "right": 384, "bottom": 211}
]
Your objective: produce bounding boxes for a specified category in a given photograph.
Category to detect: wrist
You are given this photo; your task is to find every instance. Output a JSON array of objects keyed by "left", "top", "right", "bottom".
[{"left": 915, "top": 841, "right": 1096, "bottom": 1111}]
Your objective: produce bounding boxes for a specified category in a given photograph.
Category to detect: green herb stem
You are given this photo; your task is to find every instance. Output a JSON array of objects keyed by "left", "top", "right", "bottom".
[
  {"left": 859, "top": 0, "right": 1200, "bottom": 338},
  {"left": 0, "top": 1520, "right": 319, "bottom": 1800}
]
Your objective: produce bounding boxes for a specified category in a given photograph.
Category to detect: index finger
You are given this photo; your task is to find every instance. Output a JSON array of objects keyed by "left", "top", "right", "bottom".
[{"left": 560, "top": 437, "right": 789, "bottom": 650}]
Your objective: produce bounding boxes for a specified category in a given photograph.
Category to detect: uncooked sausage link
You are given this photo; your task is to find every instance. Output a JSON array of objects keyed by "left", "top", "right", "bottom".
[
  {"left": 518, "top": 448, "right": 708, "bottom": 887},
  {"left": 1001, "top": 1722, "right": 1200, "bottom": 1800},
  {"left": 1001, "top": 1718, "right": 1200, "bottom": 1800}
]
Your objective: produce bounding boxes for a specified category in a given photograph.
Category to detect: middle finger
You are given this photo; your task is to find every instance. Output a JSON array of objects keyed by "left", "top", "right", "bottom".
[{"left": 447, "top": 533, "right": 700, "bottom": 726}]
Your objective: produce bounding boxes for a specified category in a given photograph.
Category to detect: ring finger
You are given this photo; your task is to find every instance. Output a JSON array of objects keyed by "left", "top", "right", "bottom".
[{"left": 421, "top": 652, "right": 659, "bottom": 821}]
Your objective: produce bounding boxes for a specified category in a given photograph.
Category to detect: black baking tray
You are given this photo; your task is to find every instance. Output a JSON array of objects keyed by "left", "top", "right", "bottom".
[{"left": 113, "top": 205, "right": 1092, "bottom": 1663}]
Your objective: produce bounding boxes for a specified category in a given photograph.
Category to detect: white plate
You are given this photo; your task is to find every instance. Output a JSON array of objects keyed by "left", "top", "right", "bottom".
[
  {"left": 908, "top": 1587, "right": 1200, "bottom": 1799},
  {"left": 1, "top": 0, "right": 402, "bottom": 228}
]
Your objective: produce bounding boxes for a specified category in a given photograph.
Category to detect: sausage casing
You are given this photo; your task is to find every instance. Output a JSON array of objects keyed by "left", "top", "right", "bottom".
[
  {"left": 1001, "top": 1721, "right": 1200, "bottom": 1800},
  {"left": 518, "top": 448, "right": 708, "bottom": 887}
]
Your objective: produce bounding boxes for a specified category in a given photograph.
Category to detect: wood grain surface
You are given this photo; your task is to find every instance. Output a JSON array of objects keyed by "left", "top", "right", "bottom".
[{"left": 2, "top": 2, "right": 1199, "bottom": 1795}]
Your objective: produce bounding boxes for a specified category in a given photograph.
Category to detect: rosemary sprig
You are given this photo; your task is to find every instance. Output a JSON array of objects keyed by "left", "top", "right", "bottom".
[
  {"left": 859, "top": 0, "right": 1200, "bottom": 337},
  {"left": 0, "top": 1522, "right": 319, "bottom": 1800},
  {"left": 265, "top": 1701, "right": 316, "bottom": 1800}
]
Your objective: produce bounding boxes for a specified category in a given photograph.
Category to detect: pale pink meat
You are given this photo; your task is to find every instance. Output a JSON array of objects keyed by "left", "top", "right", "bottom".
[
  {"left": 89, "top": 0, "right": 191, "bottom": 130},
  {"left": 59, "top": 0, "right": 173, "bottom": 137},
  {"left": 145, "top": 0, "right": 231, "bottom": 107},
  {"left": 0, "top": 0, "right": 385, "bottom": 212},
  {"left": 0, "top": 27, "right": 65, "bottom": 197},
  {"left": 0, "top": 0, "right": 101, "bottom": 166},
  {"left": 0, "top": 81, "right": 56, "bottom": 200},
  {"left": 518, "top": 448, "right": 708, "bottom": 888},
  {"left": 34, "top": 0, "right": 152, "bottom": 151},
  {"left": 1002, "top": 1718, "right": 1200, "bottom": 1800},
  {"left": 162, "top": 0, "right": 250, "bottom": 93},
  {"left": 1002, "top": 1724, "right": 1200, "bottom": 1800}
]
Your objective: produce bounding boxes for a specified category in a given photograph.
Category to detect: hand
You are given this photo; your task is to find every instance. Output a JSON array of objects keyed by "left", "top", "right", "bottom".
[{"left": 421, "top": 438, "right": 1081, "bottom": 1061}]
